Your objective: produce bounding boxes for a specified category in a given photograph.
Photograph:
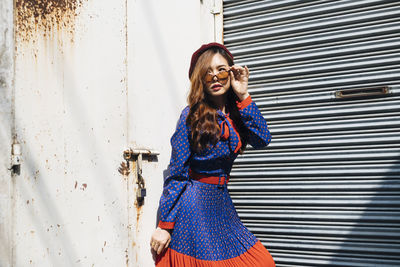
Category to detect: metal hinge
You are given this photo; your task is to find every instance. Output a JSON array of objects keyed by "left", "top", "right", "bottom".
[
  {"left": 211, "top": 5, "right": 221, "bottom": 15},
  {"left": 10, "top": 139, "right": 22, "bottom": 175}
]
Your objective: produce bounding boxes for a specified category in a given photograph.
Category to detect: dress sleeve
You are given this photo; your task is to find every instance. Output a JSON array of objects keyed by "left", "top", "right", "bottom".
[
  {"left": 236, "top": 95, "right": 272, "bottom": 149},
  {"left": 157, "top": 106, "right": 191, "bottom": 230}
]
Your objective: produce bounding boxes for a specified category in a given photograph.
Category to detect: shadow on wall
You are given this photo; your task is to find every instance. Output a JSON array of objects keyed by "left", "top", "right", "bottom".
[
  {"left": 327, "top": 160, "right": 400, "bottom": 267},
  {"left": 11, "top": 43, "right": 128, "bottom": 266},
  {"left": 154, "top": 167, "right": 171, "bottom": 228},
  {"left": 140, "top": 0, "right": 182, "bottom": 112}
]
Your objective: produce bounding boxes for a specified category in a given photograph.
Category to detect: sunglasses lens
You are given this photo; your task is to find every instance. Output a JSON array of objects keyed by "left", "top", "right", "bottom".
[
  {"left": 217, "top": 71, "right": 229, "bottom": 80},
  {"left": 205, "top": 74, "right": 213, "bottom": 82},
  {"left": 204, "top": 70, "right": 229, "bottom": 82}
]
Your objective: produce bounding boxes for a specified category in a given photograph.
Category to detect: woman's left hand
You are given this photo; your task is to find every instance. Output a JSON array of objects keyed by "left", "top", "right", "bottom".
[{"left": 230, "top": 65, "right": 250, "bottom": 101}]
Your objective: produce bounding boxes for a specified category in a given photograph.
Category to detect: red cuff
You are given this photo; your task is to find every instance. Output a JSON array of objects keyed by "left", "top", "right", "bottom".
[
  {"left": 158, "top": 221, "right": 175, "bottom": 229},
  {"left": 236, "top": 95, "right": 252, "bottom": 110}
]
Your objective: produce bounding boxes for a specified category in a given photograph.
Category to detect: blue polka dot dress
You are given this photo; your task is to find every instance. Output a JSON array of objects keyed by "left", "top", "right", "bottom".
[{"left": 156, "top": 96, "right": 275, "bottom": 266}]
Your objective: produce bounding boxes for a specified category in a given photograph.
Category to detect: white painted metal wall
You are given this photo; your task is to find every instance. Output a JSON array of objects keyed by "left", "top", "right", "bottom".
[
  {"left": 13, "top": 0, "right": 129, "bottom": 265},
  {"left": 126, "top": 1, "right": 216, "bottom": 266},
  {"left": 1, "top": 0, "right": 218, "bottom": 266},
  {"left": 0, "top": 0, "right": 14, "bottom": 266}
]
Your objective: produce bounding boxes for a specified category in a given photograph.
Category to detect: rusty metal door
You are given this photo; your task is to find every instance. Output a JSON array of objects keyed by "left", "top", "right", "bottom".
[{"left": 11, "top": 0, "right": 132, "bottom": 266}]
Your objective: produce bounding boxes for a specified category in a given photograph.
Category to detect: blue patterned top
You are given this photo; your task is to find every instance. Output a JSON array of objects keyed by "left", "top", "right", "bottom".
[{"left": 158, "top": 96, "right": 271, "bottom": 229}]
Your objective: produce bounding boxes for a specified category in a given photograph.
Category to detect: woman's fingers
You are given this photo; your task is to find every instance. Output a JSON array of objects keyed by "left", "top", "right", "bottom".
[
  {"left": 230, "top": 68, "right": 235, "bottom": 80},
  {"left": 165, "top": 238, "right": 171, "bottom": 249},
  {"left": 230, "top": 65, "right": 248, "bottom": 81},
  {"left": 150, "top": 228, "right": 172, "bottom": 255},
  {"left": 151, "top": 240, "right": 163, "bottom": 254},
  {"left": 157, "top": 243, "right": 165, "bottom": 255},
  {"left": 230, "top": 64, "right": 249, "bottom": 99},
  {"left": 231, "top": 65, "right": 241, "bottom": 76},
  {"left": 154, "top": 242, "right": 160, "bottom": 252},
  {"left": 244, "top": 65, "right": 250, "bottom": 77},
  {"left": 157, "top": 236, "right": 171, "bottom": 254}
]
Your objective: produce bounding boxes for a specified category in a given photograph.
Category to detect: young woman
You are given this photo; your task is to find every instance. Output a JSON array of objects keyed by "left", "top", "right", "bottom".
[{"left": 150, "top": 43, "right": 275, "bottom": 266}]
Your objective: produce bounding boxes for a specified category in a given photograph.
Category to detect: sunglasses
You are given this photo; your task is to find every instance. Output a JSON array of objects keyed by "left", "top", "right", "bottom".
[{"left": 204, "top": 70, "right": 231, "bottom": 83}]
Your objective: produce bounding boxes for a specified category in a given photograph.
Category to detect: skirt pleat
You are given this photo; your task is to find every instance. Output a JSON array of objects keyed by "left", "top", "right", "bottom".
[
  {"left": 156, "top": 180, "right": 275, "bottom": 267},
  {"left": 156, "top": 240, "right": 274, "bottom": 267}
]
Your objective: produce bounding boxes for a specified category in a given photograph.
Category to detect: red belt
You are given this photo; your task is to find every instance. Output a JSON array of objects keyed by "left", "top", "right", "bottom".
[{"left": 189, "top": 169, "right": 230, "bottom": 186}]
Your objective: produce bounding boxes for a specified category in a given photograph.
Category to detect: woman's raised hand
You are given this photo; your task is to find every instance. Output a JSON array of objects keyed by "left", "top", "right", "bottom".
[
  {"left": 150, "top": 227, "right": 171, "bottom": 255},
  {"left": 230, "top": 65, "right": 250, "bottom": 101}
]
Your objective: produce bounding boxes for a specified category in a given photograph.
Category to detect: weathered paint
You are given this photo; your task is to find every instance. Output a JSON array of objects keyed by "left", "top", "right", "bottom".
[
  {"left": 0, "top": 0, "right": 14, "bottom": 266},
  {"left": 8, "top": 0, "right": 216, "bottom": 266},
  {"left": 13, "top": 0, "right": 129, "bottom": 265},
  {"left": 15, "top": 0, "right": 84, "bottom": 43}
]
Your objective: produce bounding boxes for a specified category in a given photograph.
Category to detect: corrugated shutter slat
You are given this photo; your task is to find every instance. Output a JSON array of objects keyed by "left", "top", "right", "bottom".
[{"left": 223, "top": 0, "right": 400, "bottom": 266}]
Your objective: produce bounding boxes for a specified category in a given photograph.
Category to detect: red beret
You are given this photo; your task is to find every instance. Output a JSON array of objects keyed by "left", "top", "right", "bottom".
[{"left": 188, "top": 42, "right": 234, "bottom": 79}]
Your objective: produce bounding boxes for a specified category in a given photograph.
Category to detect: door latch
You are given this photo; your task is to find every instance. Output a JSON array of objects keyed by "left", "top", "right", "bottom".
[{"left": 122, "top": 148, "right": 159, "bottom": 206}]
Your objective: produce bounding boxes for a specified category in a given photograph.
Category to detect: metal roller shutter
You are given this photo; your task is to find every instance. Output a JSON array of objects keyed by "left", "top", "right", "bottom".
[{"left": 223, "top": 1, "right": 400, "bottom": 266}]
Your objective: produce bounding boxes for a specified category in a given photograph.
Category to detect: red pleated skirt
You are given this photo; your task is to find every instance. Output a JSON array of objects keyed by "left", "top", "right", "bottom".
[{"left": 156, "top": 240, "right": 275, "bottom": 266}]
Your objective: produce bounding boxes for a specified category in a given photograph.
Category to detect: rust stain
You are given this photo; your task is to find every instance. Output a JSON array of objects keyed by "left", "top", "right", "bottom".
[
  {"left": 135, "top": 204, "right": 143, "bottom": 227},
  {"left": 125, "top": 248, "right": 129, "bottom": 266},
  {"left": 118, "top": 161, "right": 130, "bottom": 177},
  {"left": 101, "top": 241, "right": 106, "bottom": 253},
  {"left": 81, "top": 183, "right": 87, "bottom": 190},
  {"left": 15, "top": 0, "right": 85, "bottom": 43},
  {"left": 34, "top": 170, "right": 39, "bottom": 180}
]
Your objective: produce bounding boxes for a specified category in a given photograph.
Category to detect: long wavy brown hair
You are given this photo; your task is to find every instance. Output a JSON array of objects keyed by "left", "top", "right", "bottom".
[{"left": 186, "top": 47, "right": 248, "bottom": 153}]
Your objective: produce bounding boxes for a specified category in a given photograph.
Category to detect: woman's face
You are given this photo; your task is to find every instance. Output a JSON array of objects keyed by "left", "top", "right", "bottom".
[{"left": 204, "top": 53, "right": 231, "bottom": 98}]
